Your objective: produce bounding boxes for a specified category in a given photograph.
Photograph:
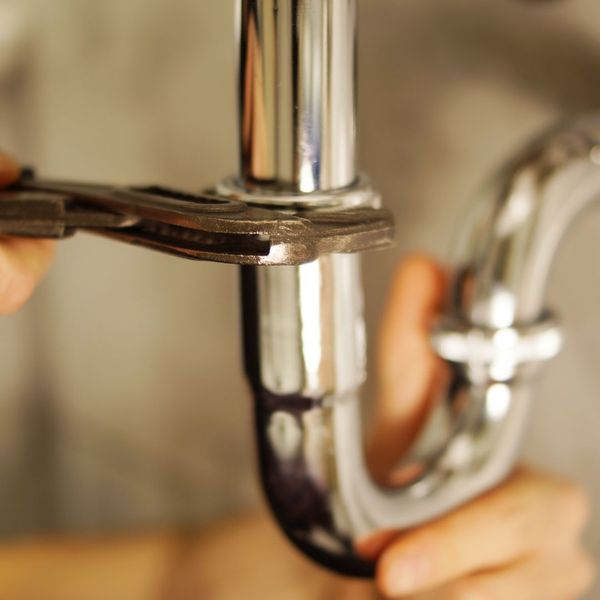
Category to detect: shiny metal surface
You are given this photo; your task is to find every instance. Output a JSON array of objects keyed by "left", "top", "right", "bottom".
[
  {"left": 237, "top": 0, "right": 599, "bottom": 579},
  {"left": 217, "top": 175, "right": 378, "bottom": 210},
  {"left": 433, "top": 313, "right": 563, "bottom": 383},
  {"left": 449, "top": 116, "right": 600, "bottom": 326},
  {"left": 239, "top": 0, "right": 356, "bottom": 192},
  {"left": 242, "top": 252, "right": 536, "bottom": 577}
]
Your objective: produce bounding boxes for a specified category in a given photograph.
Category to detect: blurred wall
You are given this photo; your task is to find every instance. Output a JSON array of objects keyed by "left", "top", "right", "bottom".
[{"left": 1, "top": 0, "right": 600, "bottom": 571}]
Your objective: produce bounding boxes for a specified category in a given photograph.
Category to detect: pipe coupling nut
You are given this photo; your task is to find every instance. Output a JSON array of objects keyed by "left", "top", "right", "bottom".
[{"left": 432, "top": 312, "right": 563, "bottom": 382}]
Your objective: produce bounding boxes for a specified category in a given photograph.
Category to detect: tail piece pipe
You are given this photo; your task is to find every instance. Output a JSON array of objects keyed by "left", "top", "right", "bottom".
[{"left": 236, "top": 0, "right": 592, "bottom": 577}]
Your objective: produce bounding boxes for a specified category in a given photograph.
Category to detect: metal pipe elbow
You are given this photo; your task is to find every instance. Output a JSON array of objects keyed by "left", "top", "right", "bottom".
[{"left": 240, "top": 115, "right": 600, "bottom": 577}]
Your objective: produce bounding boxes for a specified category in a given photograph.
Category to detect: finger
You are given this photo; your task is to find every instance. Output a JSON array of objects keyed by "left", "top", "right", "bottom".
[
  {"left": 0, "top": 152, "right": 55, "bottom": 313},
  {"left": 367, "top": 254, "right": 448, "bottom": 482},
  {"left": 0, "top": 237, "right": 54, "bottom": 314},
  {"left": 404, "top": 548, "right": 596, "bottom": 600},
  {"left": 376, "top": 467, "right": 591, "bottom": 597},
  {"left": 0, "top": 152, "right": 21, "bottom": 186}
]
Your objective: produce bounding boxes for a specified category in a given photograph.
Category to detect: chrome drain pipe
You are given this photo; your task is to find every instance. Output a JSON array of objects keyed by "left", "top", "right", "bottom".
[{"left": 236, "top": 0, "right": 570, "bottom": 577}]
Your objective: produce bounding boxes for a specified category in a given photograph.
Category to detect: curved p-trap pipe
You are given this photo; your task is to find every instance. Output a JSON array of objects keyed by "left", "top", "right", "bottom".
[{"left": 236, "top": 0, "right": 597, "bottom": 577}]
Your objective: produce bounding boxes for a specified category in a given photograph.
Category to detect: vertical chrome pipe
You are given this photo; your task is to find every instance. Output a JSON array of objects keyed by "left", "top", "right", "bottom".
[{"left": 238, "top": 0, "right": 357, "bottom": 191}]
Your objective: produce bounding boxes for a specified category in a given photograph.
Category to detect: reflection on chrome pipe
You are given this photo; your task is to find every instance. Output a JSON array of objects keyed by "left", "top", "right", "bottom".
[
  {"left": 241, "top": 255, "right": 375, "bottom": 576},
  {"left": 241, "top": 251, "right": 541, "bottom": 577},
  {"left": 446, "top": 116, "right": 600, "bottom": 326},
  {"left": 238, "top": 0, "right": 356, "bottom": 192},
  {"left": 237, "top": 0, "right": 584, "bottom": 579}
]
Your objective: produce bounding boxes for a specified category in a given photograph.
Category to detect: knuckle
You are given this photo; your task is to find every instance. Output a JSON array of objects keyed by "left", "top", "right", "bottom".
[
  {"left": 434, "top": 520, "right": 477, "bottom": 578},
  {"left": 556, "top": 481, "right": 591, "bottom": 537},
  {"left": 493, "top": 496, "right": 538, "bottom": 553},
  {"left": 448, "top": 581, "right": 496, "bottom": 600},
  {"left": 572, "top": 550, "right": 597, "bottom": 595},
  {"left": 0, "top": 268, "right": 34, "bottom": 315}
]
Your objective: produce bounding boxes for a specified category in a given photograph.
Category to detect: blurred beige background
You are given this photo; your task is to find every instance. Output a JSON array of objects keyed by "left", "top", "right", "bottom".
[{"left": 1, "top": 0, "right": 600, "bottom": 592}]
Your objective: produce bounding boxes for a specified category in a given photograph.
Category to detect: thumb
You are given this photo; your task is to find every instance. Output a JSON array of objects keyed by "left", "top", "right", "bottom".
[{"left": 366, "top": 254, "right": 448, "bottom": 485}]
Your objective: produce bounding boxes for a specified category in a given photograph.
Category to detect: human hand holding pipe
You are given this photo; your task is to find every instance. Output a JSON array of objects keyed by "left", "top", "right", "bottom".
[{"left": 365, "top": 256, "right": 595, "bottom": 599}]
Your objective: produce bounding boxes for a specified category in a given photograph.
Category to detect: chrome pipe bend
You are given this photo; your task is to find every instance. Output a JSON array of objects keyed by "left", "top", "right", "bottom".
[
  {"left": 237, "top": 0, "right": 600, "bottom": 578},
  {"left": 242, "top": 115, "right": 600, "bottom": 577}
]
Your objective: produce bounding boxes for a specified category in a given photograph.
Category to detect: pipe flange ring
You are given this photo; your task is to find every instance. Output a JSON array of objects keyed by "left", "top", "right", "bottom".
[
  {"left": 216, "top": 175, "right": 381, "bottom": 210},
  {"left": 431, "top": 312, "right": 563, "bottom": 381}
]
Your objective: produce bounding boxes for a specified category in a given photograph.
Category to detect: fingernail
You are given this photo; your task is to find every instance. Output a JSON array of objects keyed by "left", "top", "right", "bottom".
[{"left": 384, "top": 552, "right": 431, "bottom": 595}]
